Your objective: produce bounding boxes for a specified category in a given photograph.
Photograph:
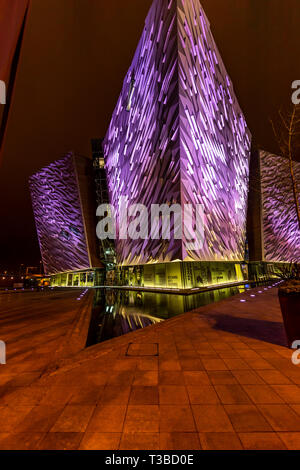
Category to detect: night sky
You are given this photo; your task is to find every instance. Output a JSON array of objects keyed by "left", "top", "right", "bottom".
[{"left": 0, "top": 0, "right": 299, "bottom": 270}]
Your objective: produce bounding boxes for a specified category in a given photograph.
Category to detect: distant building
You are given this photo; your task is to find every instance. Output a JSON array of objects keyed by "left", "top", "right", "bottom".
[
  {"left": 247, "top": 149, "right": 300, "bottom": 279},
  {"left": 29, "top": 153, "right": 103, "bottom": 287}
]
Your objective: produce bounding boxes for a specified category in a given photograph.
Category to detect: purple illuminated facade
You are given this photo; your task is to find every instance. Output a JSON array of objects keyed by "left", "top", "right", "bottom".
[
  {"left": 260, "top": 151, "right": 300, "bottom": 263},
  {"left": 29, "top": 153, "right": 102, "bottom": 277},
  {"left": 28, "top": 0, "right": 299, "bottom": 291},
  {"left": 104, "top": 0, "right": 252, "bottom": 267}
]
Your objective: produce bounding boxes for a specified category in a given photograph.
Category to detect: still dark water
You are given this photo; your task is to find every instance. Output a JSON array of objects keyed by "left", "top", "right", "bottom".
[{"left": 86, "top": 284, "right": 253, "bottom": 347}]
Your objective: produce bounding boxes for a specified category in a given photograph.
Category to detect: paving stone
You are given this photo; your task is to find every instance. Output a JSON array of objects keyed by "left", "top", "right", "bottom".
[
  {"left": 36, "top": 432, "right": 83, "bottom": 450},
  {"left": 192, "top": 405, "right": 234, "bottom": 432},
  {"left": 160, "top": 433, "right": 201, "bottom": 450},
  {"left": 199, "top": 432, "right": 242, "bottom": 450},
  {"left": 224, "top": 405, "right": 272, "bottom": 432},
  {"left": 120, "top": 433, "right": 160, "bottom": 450},
  {"left": 238, "top": 432, "right": 287, "bottom": 450},
  {"left": 278, "top": 432, "right": 300, "bottom": 450},
  {"left": 160, "top": 405, "right": 196, "bottom": 432},
  {"left": 49, "top": 405, "right": 95, "bottom": 432},
  {"left": 79, "top": 432, "right": 121, "bottom": 450},
  {"left": 124, "top": 405, "right": 160, "bottom": 432},
  {"left": 159, "top": 385, "right": 189, "bottom": 404}
]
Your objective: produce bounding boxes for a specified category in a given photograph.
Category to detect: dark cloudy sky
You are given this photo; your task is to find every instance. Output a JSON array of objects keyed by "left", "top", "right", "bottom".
[{"left": 0, "top": 0, "right": 299, "bottom": 270}]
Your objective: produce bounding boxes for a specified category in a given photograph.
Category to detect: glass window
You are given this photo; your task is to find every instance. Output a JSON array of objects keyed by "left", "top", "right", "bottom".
[
  {"left": 73, "top": 274, "right": 79, "bottom": 286},
  {"left": 86, "top": 272, "right": 95, "bottom": 286},
  {"left": 80, "top": 273, "right": 86, "bottom": 286}
]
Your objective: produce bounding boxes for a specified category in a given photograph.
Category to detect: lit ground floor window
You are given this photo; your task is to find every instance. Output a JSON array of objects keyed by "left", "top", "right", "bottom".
[{"left": 50, "top": 269, "right": 103, "bottom": 287}]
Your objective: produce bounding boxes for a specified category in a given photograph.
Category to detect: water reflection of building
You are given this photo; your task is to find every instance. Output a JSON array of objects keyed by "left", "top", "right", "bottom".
[
  {"left": 87, "top": 285, "right": 243, "bottom": 346},
  {"left": 86, "top": 289, "right": 163, "bottom": 344}
]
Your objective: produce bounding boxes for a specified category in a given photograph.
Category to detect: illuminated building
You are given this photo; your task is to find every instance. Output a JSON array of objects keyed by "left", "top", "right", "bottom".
[
  {"left": 29, "top": 153, "right": 103, "bottom": 287},
  {"left": 247, "top": 150, "right": 300, "bottom": 279},
  {"left": 30, "top": 1, "right": 299, "bottom": 291},
  {"left": 103, "top": 0, "right": 252, "bottom": 289}
]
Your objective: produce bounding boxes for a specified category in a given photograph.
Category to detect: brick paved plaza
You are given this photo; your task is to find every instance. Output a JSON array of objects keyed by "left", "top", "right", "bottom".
[{"left": 0, "top": 285, "right": 299, "bottom": 450}]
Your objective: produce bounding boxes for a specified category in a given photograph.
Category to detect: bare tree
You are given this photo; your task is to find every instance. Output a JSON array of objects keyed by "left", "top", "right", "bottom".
[{"left": 271, "top": 104, "right": 300, "bottom": 231}]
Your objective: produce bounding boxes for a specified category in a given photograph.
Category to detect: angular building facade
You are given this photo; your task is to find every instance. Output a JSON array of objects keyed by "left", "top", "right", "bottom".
[
  {"left": 29, "top": 153, "right": 103, "bottom": 287},
  {"left": 103, "top": 0, "right": 251, "bottom": 289},
  {"left": 247, "top": 149, "right": 300, "bottom": 278}
]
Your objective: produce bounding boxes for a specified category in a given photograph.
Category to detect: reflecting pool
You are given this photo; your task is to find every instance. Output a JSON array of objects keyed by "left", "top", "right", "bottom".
[{"left": 86, "top": 284, "right": 253, "bottom": 346}]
